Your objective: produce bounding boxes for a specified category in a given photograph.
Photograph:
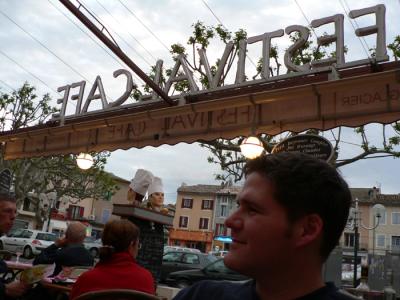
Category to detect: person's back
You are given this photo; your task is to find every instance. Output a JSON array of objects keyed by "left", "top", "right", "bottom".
[
  {"left": 51, "top": 243, "right": 93, "bottom": 274},
  {"left": 33, "top": 222, "right": 93, "bottom": 276},
  {"left": 70, "top": 251, "right": 154, "bottom": 298},
  {"left": 70, "top": 219, "right": 155, "bottom": 300}
]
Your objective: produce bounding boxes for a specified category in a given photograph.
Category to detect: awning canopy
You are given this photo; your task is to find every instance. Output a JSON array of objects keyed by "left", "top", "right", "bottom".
[
  {"left": 1, "top": 61, "right": 399, "bottom": 160},
  {"left": 214, "top": 235, "right": 233, "bottom": 243}
]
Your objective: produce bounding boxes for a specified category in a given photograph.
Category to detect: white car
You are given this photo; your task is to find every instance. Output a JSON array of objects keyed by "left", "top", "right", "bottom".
[
  {"left": 0, "top": 229, "right": 57, "bottom": 258},
  {"left": 83, "top": 236, "right": 102, "bottom": 258},
  {"left": 164, "top": 246, "right": 201, "bottom": 253}
]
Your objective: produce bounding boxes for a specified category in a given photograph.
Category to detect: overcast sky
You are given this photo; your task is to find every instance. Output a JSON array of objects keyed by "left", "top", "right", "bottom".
[{"left": 0, "top": 0, "right": 399, "bottom": 203}]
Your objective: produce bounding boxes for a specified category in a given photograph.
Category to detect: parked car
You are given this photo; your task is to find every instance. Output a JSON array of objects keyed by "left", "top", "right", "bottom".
[
  {"left": 0, "top": 229, "right": 57, "bottom": 258},
  {"left": 209, "top": 250, "right": 229, "bottom": 257},
  {"left": 164, "top": 246, "right": 201, "bottom": 254},
  {"left": 166, "top": 258, "right": 249, "bottom": 288},
  {"left": 83, "top": 236, "right": 102, "bottom": 258},
  {"left": 160, "top": 251, "right": 217, "bottom": 282}
]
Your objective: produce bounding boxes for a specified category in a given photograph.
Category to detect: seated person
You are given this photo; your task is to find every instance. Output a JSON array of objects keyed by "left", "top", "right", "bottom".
[
  {"left": 70, "top": 219, "right": 155, "bottom": 299},
  {"left": 0, "top": 193, "right": 29, "bottom": 299},
  {"left": 33, "top": 222, "right": 93, "bottom": 277}
]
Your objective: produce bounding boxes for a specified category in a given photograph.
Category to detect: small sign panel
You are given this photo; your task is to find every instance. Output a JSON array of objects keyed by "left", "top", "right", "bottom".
[{"left": 272, "top": 134, "right": 334, "bottom": 162}]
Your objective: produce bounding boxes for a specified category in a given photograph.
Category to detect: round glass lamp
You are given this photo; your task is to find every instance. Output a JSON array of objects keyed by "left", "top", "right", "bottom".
[
  {"left": 240, "top": 136, "right": 264, "bottom": 159},
  {"left": 76, "top": 153, "right": 94, "bottom": 170}
]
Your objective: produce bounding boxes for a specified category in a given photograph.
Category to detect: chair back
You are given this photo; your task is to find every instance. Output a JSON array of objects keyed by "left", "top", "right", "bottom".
[
  {"left": 74, "top": 289, "right": 160, "bottom": 300},
  {"left": 0, "top": 250, "right": 13, "bottom": 261}
]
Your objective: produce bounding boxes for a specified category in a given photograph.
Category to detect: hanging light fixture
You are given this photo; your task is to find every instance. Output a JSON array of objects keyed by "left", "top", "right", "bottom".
[
  {"left": 76, "top": 153, "right": 94, "bottom": 170},
  {"left": 240, "top": 103, "right": 264, "bottom": 159},
  {"left": 240, "top": 136, "right": 264, "bottom": 159}
]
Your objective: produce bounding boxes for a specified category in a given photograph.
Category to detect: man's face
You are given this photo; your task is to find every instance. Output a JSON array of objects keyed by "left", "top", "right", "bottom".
[
  {"left": 224, "top": 172, "right": 296, "bottom": 278},
  {"left": 0, "top": 200, "right": 17, "bottom": 235}
]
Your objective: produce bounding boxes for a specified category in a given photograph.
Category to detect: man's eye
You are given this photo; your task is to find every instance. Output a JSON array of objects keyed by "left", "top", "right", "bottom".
[{"left": 248, "top": 207, "right": 258, "bottom": 214}]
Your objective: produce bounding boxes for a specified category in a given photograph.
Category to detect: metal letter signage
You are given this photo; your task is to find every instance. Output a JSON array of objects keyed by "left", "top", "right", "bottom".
[{"left": 51, "top": 4, "right": 389, "bottom": 124}]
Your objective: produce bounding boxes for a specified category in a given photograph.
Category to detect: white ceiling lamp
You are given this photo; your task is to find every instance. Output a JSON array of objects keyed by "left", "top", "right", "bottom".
[
  {"left": 76, "top": 153, "right": 94, "bottom": 170},
  {"left": 240, "top": 136, "right": 264, "bottom": 159}
]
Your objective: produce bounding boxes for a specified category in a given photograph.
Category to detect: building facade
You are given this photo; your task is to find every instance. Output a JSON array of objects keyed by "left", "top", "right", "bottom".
[
  {"left": 341, "top": 187, "right": 400, "bottom": 257},
  {"left": 169, "top": 184, "right": 220, "bottom": 253},
  {"left": 213, "top": 186, "right": 241, "bottom": 251},
  {"left": 13, "top": 173, "right": 131, "bottom": 237}
]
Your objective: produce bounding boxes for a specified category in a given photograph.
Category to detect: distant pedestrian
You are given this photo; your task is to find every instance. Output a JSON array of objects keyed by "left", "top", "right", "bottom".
[{"left": 174, "top": 152, "right": 357, "bottom": 300}]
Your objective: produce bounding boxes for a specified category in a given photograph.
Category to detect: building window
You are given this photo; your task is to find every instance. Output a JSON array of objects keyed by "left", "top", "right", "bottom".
[
  {"left": 202, "top": 200, "right": 213, "bottom": 210},
  {"left": 392, "top": 212, "right": 400, "bottom": 225},
  {"left": 391, "top": 236, "right": 400, "bottom": 250},
  {"left": 179, "top": 216, "right": 189, "bottom": 228},
  {"left": 182, "top": 198, "right": 193, "bottom": 209},
  {"left": 344, "top": 232, "right": 359, "bottom": 247},
  {"left": 101, "top": 209, "right": 111, "bottom": 224},
  {"left": 376, "top": 234, "right": 386, "bottom": 248},
  {"left": 199, "top": 218, "right": 209, "bottom": 230},
  {"left": 68, "top": 205, "right": 84, "bottom": 219},
  {"left": 221, "top": 197, "right": 228, "bottom": 204},
  {"left": 215, "top": 223, "right": 227, "bottom": 236},
  {"left": 22, "top": 198, "right": 31, "bottom": 211},
  {"left": 220, "top": 205, "right": 228, "bottom": 217}
]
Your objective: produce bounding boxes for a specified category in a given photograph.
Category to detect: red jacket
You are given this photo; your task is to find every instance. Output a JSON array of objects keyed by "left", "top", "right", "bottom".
[{"left": 70, "top": 251, "right": 155, "bottom": 299}]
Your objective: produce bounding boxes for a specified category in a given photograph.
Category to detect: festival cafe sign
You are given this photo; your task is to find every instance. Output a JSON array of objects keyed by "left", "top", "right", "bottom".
[
  {"left": 0, "top": 4, "right": 400, "bottom": 159},
  {"left": 272, "top": 135, "right": 334, "bottom": 162}
]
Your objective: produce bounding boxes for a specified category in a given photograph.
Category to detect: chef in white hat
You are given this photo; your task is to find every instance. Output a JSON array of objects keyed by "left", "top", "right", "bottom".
[
  {"left": 146, "top": 176, "right": 168, "bottom": 214},
  {"left": 127, "top": 169, "right": 154, "bottom": 206}
]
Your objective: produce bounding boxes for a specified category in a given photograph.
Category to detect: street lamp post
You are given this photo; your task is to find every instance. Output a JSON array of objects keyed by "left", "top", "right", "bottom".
[
  {"left": 347, "top": 198, "right": 385, "bottom": 288},
  {"left": 45, "top": 192, "right": 57, "bottom": 233}
]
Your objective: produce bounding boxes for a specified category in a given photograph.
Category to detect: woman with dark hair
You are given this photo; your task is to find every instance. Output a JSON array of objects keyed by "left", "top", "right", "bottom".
[{"left": 70, "top": 219, "right": 155, "bottom": 299}]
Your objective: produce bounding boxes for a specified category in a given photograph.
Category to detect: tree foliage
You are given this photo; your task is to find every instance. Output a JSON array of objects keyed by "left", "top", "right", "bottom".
[{"left": 0, "top": 83, "right": 118, "bottom": 225}]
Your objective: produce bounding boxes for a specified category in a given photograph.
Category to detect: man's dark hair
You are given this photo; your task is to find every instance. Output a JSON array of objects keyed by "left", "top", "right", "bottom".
[
  {"left": 0, "top": 192, "right": 16, "bottom": 203},
  {"left": 244, "top": 152, "right": 351, "bottom": 261}
]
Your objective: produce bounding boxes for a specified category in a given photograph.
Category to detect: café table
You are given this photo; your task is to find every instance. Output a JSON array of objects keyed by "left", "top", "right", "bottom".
[
  {"left": 40, "top": 277, "right": 74, "bottom": 300},
  {"left": 5, "top": 260, "right": 32, "bottom": 280},
  {"left": 40, "top": 277, "right": 74, "bottom": 293},
  {"left": 344, "top": 287, "right": 385, "bottom": 300}
]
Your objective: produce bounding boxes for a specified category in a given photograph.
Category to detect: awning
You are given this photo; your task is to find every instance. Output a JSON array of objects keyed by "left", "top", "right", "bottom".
[
  {"left": 1, "top": 61, "right": 399, "bottom": 159},
  {"left": 214, "top": 235, "right": 232, "bottom": 243}
]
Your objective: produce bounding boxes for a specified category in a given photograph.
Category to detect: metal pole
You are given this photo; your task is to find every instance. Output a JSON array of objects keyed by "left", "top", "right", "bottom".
[
  {"left": 46, "top": 203, "right": 52, "bottom": 232},
  {"left": 353, "top": 223, "right": 359, "bottom": 288},
  {"left": 58, "top": 0, "right": 174, "bottom": 106},
  {"left": 372, "top": 223, "right": 376, "bottom": 257}
]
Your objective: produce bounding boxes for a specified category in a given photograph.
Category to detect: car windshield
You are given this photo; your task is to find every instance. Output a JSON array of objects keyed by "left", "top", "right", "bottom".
[
  {"left": 206, "top": 255, "right": 218, "bottom": 263},
  {"left": 84, "top": 236, "right": 97, "bottom": 243},
  {"left": 36, "top": 233, "right": 57, "bottom": 241}
]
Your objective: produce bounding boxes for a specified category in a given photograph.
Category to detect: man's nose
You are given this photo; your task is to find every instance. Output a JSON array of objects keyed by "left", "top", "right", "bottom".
[{"left": 225, "top": 211, "right": 242, "bottom": 229}]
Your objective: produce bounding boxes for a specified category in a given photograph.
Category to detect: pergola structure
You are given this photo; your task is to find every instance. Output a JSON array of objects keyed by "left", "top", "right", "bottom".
[{"left": 0, "top": 60, "right": 399, "bottom": 160}]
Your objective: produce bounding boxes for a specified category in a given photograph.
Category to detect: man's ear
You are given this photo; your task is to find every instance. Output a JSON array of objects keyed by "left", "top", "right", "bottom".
[{"left": 293, "top": 214, "right": 323, "bottom": 248}]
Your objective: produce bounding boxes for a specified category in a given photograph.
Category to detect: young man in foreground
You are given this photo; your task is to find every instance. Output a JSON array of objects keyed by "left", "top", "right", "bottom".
[{"left": 174, "top": 152, "right": 357, "bottom": 300}]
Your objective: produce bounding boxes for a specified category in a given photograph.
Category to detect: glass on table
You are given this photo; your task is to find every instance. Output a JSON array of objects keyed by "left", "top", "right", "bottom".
[{"left": 15, "top": 246, "right": 23, "bottom": 264}]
